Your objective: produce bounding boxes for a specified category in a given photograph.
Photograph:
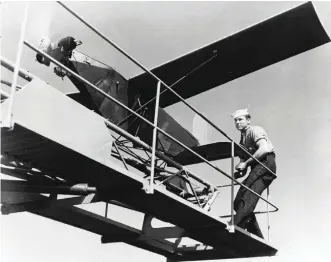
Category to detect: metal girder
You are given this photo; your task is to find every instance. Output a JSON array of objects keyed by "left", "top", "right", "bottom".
[
  {"left": 144, "top": 227, "right": 186, "bottom": 239},
  {"left": 1, "top": 179, "right": 97, "bottom": 195},
  {"left": 1, "top": 164, "right": 42, "bottom": 181},
  {"left": 1, "top": 101, "right": 277, "bottom": 260},
  {"left": 1, "top": 183, "right": 100, "bottom": 214},
  {"left": 0, "top": 190, "right": 183, "bottom": 260},
  {"left": 143, "top": 214, "right": 186, "bottom": 240},
  {"left": 1, "top": 193, "right": 98, "bottom": 215},
  {"left": 1, "top": 189, "right": 227, "bottom": 260},
  {"left": 101, "top": 233, "right": 183, "bottom": 260},
  {"left": 1, "top": 154, "right": 62, "bottom": 183},
  {"left": 1, "top": 190, "right": 140, "bottom": 235},
  {"left": 0, "top": 56, "right": 35, "bottom": 82}
]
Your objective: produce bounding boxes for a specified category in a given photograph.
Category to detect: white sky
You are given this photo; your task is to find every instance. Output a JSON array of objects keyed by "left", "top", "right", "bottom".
[{"left": 1, "top": 1, "right": 331, "bottom": 262}]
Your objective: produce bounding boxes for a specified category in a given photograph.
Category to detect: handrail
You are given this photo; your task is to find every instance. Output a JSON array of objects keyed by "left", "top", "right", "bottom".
[
  {"left": 220, "top": 209, "right": 278, "bottom": 218},
  {"left": 147, "top": 80, "right": 161, "bottom": 194},
  {"left": 0, "top": 89, "right": 10, "bottom": 98},
  {"left": 57, "top": 1, "right": 277, "bottom": 180},
  {"left": 1, "top": 80, "right": 24, "bottom": 90},
  {"left": 1, "top": 56, "right": 35, "bottom": 81},
  {"left": 3, "top": 3, "right": 28, "bottom": 129},
  {"left": 24, "top": 40, "right": 278, "bottom": 214}
]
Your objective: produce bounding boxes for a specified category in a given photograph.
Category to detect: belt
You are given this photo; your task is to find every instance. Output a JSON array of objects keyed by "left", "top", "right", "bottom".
[
  {"left": 251, "top": 152, "right": 275, "bottom": 167},
  {"left": 260, "top": 152, "right": 276, "bottom": 163}
]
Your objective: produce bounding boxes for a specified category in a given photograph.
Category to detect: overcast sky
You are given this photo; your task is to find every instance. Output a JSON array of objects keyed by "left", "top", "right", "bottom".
[{"left": 1, "top": 1, "right": 331, "bottom": 262}]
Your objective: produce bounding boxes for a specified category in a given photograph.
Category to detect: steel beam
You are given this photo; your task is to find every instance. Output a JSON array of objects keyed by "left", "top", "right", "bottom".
[
  {"left": 1, "top": 193, "right": 99, "bottom": 215},
  {"left": 1, "top": 179, "right": 97, "bottom": 195},
  {"left": 0, "top": 56, "right": 34, "bottom": 81},
  {"left": 1, "top": 79, "right": 24, "bottom": 90}
]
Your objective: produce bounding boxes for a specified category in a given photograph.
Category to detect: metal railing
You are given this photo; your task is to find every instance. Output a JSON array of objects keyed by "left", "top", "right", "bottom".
[
  {"left": 2, "top": 2, "right": 29, "bottom": 129},
  {"left": 3, "top": 1, "right": 278, "bottom": 241}
]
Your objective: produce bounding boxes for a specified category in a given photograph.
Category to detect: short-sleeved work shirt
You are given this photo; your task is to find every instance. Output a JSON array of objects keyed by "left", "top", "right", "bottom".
[{"left": 239, "top": 125, "right": 274, "bottom": 159}]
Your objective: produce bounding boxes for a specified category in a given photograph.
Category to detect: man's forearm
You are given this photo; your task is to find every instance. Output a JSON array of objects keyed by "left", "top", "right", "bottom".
[{"left": 245, "top": 147, "right": 268, "bottom": 166}]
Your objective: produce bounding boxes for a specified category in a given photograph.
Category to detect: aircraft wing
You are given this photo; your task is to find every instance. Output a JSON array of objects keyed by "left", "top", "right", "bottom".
[{"left": 128, "top": 2, "right": 330, "bottom": 108}]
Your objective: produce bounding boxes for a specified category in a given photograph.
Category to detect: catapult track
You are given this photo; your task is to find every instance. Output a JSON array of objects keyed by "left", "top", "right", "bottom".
[
  {"left": 1, "top": 123, "right": 277, "bottom": 260},
  {"left": 6, "top": 1, "right": 331, "bottom": 260}
]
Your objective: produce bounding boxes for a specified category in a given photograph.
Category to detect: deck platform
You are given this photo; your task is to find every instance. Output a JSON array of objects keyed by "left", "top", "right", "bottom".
[{"left": 1, "top": 78, "right": 277, "bottom": 260}]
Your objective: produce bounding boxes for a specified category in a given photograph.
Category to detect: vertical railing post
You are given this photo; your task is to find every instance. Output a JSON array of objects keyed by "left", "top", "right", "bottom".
[
  {"left": 3, "top": 3, "right": 29, "bottom": 129},
  {"left": 146, "top": 81, "right": 161, "bottom": 194},
  {"left": 229, "top": 141, "right": 235, "bottom": 233},
  {"left": 105, "top": 203, "right": 108, "bottom": 218},
  {"left": 267, "top": 187, "right": 270, "bottom": 241}
]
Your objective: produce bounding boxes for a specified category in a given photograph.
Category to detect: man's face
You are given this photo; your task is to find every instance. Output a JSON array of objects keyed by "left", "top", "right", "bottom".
[{"left": 234, "top": 115, "right": 250, "bottom": 131}]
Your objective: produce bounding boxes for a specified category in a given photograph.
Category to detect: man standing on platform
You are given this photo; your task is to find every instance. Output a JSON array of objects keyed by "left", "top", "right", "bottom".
[{"left": 231, "top": 109, "right": 276, "bottom": 239}]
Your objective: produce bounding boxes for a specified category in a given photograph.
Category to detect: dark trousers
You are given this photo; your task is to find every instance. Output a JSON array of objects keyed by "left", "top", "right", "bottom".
[{"left": 233, "top": 154, "right": 276, "bottom": 239}]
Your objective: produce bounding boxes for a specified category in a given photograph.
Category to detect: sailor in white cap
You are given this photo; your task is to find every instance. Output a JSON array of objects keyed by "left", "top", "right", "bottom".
[{"left": 230, "top": 109, "right": 276, "bottom": 239}]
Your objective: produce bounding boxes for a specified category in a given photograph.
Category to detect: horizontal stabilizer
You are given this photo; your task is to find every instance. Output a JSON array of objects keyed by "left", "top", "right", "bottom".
[
  {"left": 128, "top": 2, "right": 330, "bottom": 108},
  {"left": 172, "top": 141, "right": 243, "bottom": 166}
]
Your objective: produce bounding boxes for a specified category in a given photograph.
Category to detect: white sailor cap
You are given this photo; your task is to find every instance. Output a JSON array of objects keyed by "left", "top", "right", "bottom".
[{"left": 231, "top": 109, "right": 249, "bottom": 119}]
